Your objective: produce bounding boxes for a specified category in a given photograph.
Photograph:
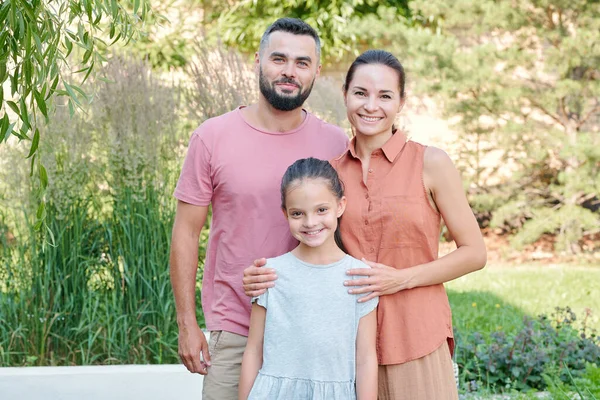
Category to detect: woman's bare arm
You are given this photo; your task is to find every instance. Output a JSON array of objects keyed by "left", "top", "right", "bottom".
[
  {"left": 356, "top": 309, "right": 378, "bottom": 400},
  {"left": 345, "top": 147, "right": 486, "bottom": 301}
]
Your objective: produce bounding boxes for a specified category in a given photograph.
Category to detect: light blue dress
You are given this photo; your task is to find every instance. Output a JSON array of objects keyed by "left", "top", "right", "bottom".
[{"left": 248, "top": 252, "right": 378, "bottom": 400}]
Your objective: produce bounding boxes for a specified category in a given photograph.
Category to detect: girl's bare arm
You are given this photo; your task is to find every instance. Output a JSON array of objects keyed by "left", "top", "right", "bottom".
[
  {"left": 355, "top": 309, "right": 378, "bottom": 400},
  {"left": 238, "top": 303, "right": 266, "bottom": 400}
]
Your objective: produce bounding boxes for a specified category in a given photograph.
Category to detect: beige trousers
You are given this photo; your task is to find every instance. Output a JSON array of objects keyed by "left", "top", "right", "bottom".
[
  {"left": 202, "top": 331, "right": 248, "bottom": 400},
  {"left": 378, "top": 340, "right": 459, "bottom": 400}
]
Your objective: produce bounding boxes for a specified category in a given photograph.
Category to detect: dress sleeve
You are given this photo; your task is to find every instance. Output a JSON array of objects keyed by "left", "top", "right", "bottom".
[
  {"left": 252, "top": 290, "right": 268, "bottom": 309},
  {"left": 350, "top": 259, "right": 378, "bottom": 318},
  {"left": 252, "top": 259, "right": 275, "bottom": 309},
  {"left": 358, "top": 293, "right": 378, "bottom": 318}
]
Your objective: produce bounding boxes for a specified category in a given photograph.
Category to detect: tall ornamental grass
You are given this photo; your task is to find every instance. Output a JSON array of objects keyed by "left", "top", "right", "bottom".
[{"left": 0, "top": 56, "right": 190, "bottom": 366}]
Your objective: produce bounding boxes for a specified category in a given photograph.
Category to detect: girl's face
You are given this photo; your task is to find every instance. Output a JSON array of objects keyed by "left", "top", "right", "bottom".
[
  {"left": 344, "top": 64, "right": 404, "bottom": 139},
  {"left": 283, "top": 178, "right": 346, "bottom": 250}
]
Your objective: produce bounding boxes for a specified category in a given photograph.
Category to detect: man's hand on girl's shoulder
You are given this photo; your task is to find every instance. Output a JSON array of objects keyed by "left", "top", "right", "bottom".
[{"left": 243, "top": 258, "right": 278, "bottom": 297}]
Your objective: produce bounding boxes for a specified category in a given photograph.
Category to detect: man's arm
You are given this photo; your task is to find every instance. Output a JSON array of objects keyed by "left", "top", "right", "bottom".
[
  {"left": 355, "top": 309, "right": 378, "bottom": 400},
  {"left": 170, "top": 200, "right": 210, "bottom": 374},
  {"left": 239, "top": 303, "right": 266, "bottom": 400}
]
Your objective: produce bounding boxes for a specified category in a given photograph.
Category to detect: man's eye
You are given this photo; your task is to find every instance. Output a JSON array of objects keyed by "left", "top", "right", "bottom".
[{"left": 318, "top": 208, "right": 328, "bottom": 213}]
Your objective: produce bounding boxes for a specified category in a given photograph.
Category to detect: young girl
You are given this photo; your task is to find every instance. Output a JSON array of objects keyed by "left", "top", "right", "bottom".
[{"left": 238, "top": 157, "right": 378, "bottom": 400}]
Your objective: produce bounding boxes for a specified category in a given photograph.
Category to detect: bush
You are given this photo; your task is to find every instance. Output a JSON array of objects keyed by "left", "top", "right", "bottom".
[{"left": 456, "top": 307, "right": 600, "bottom": 393}]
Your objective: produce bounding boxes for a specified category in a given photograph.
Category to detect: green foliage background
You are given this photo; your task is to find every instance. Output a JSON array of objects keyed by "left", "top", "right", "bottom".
[
  {"left": 133, "top": 0, "right": 600, "bottom": 252},
  {"left": 0, "top": 0, "right": 599, "bottom": 394},
  {"left": 402, "top": 0, "right": 600, "bottom": 253}
]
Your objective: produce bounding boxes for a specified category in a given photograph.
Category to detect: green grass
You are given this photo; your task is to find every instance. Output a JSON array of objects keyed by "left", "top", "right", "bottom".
[{"left": 447, "top": 264, "right": 600, "bottom": 337}]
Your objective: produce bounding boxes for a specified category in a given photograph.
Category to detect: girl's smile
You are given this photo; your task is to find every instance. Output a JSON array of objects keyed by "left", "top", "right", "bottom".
[{"left": 300, "top": 228, "right": 325, "bottom": 236}]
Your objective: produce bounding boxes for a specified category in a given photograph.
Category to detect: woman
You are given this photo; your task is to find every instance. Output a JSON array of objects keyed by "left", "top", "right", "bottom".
[{"left": 243, "top": 50, "right": 486, "bottom": 399}]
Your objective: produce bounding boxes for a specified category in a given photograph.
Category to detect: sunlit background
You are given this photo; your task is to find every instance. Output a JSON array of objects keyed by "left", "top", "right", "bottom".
[{"left": 1, "top": 0, "right": 598, "bottom": 397}]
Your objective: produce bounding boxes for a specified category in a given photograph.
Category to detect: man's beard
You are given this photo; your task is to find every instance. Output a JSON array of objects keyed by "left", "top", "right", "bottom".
[{"left": 259, "top": 68, "right": 315, "bottom": 111}]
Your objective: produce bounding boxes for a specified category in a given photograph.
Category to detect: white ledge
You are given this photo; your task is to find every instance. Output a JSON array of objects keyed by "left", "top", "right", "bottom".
[{"left": 0, "top": 364, "right": 205, "bottom": 400}]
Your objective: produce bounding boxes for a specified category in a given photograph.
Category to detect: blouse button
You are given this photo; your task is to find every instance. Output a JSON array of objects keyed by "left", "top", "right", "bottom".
[
  {"left": 368, "top": 168, "right": 373, "bottom": 173},
  {"left": 364, "top": 220, "right": 369, "bottom": 225}
]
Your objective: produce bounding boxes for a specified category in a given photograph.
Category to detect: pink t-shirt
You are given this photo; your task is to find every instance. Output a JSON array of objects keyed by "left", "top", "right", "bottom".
[{"left": 174, "top": 107, "right": 349, "bottom": 336}]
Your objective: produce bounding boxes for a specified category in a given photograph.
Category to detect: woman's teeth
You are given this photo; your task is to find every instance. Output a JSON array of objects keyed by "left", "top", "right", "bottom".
[{"left": 360, "top": 115, "right": 383, "bottom": 122}]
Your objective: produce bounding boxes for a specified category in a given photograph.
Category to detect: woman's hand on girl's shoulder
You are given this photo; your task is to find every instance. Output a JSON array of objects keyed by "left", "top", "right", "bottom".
[{"left": 344, "top": 258, "right": 413, "bottom": 302}]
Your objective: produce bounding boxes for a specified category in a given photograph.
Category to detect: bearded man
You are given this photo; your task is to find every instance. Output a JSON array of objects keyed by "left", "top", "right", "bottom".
[{"left": 169, "top": 18, "right": 348, "bottom": 400}]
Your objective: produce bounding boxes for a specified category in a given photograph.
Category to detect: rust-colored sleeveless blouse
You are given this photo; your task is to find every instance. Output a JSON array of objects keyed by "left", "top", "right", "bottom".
[{"left": 331, "top": 132, "right": 454, "bottom": 365}]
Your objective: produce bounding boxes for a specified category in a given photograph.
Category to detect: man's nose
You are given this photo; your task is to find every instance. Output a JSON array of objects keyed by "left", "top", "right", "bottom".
[{"left": 282, "top": 62, "right": 297, "bottom": 79}]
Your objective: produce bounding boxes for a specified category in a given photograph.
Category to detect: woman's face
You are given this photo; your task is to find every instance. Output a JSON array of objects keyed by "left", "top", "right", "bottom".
[{"left": 344, "top": 64, "right": 403, "bottom": 139}]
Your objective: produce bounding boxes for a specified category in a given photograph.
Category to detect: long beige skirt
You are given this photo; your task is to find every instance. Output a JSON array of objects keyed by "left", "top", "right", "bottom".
[{"left": 378, "top": 340, "right": 458, "bottom": 400}]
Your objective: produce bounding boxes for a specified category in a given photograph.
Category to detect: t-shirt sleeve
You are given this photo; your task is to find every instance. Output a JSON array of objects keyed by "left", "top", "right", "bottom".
[
  {"left": 338, "top": 127, "right": 350, "bottom": 149},
  {"left": 173, "top": 130, "right": 213, "bottom": 206},
  {"left": 331, "top": 125, "right": 349, "bottom": 157}
]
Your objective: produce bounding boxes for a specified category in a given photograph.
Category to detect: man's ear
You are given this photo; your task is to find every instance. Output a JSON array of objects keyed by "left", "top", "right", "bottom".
[
  {"left": 254, "top": 52, "right": 260, "bottom": 73},
  {"left": 337, "top": 196, "right": 347, "bottom": 218}
]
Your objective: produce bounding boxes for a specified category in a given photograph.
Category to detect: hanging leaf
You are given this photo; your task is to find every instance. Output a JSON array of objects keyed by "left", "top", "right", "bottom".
[
  {"left": 7, "top": 100, "right": 20, "bottom": 115},
  {"left": 34, "top": 89, "right": 48, "bottom": 118},
  {"left": 26, "top": 128, "right": 40, "bottom": 158},
  {"left": 39, "top": 162, "right": 48, "bottom": 190}
]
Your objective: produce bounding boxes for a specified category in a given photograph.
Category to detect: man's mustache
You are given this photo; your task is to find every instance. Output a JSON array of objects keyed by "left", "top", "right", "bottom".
[{"left": 274, "top": 78, "right": 301, "bottom": 88}]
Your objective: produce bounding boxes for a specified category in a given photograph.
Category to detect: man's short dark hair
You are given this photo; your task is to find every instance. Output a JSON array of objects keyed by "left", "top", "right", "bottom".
[{"left": 259, "top": 18, "right": 321, "bottom": 61}]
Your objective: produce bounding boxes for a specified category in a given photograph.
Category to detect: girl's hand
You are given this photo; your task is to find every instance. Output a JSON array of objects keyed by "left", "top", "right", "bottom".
[{"left": 344, "top": 259, "right": 413, "bottom": 302}]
